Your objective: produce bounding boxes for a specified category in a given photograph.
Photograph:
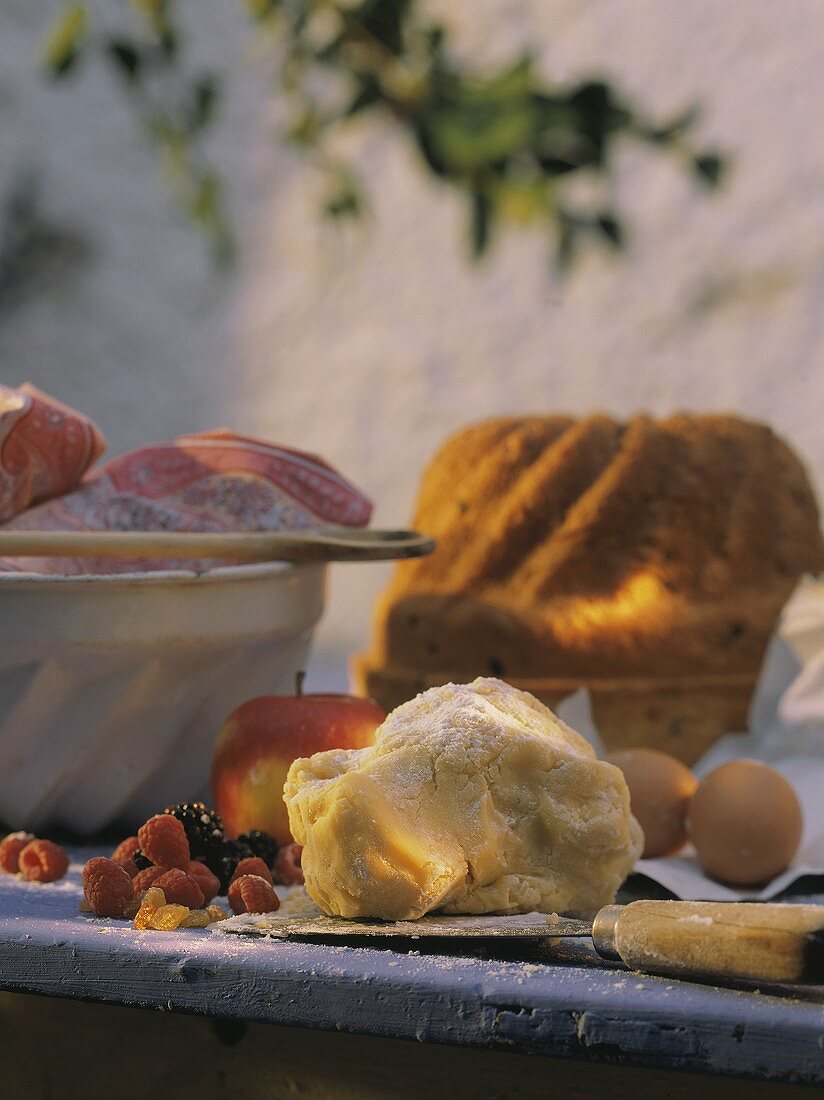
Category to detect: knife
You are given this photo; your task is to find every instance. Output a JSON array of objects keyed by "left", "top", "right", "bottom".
[{"left": 226, "top": 900, "right": 824, "bottom": 984}]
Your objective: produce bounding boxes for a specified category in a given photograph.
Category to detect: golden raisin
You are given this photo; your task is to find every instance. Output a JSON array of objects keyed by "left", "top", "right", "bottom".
[
  {"left": 133, "top": 886, "right": 167, "bottom": 930},
  {"left": 206, "top": 904, "right": 229, "bottom": 923},
  {"left": 148, "top": 903, "right": 189, "bottom": 930},
  {"left": 143, "top": 886, "right": 166, "bottom": 908},
  {"left": 182, "top": 909, "right": 210, "bottom": 928}
]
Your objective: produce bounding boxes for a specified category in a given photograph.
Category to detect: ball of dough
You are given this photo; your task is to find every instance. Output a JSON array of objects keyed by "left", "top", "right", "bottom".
[{"left": 284, "top": 678, "right": 643, "bottom": 920}]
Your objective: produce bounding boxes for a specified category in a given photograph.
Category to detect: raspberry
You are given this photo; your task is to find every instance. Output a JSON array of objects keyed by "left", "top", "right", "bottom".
[
  {"left": 137, "top": 814, "right": 190, "bottom": 870},
  {"left": 132, "top": 865, "right": 165, "bottom": 896},
  {"left": 111, "top": 831, "right": 139, "bottom": 875},
  {"left": 153, "top": 868, "right": 204, "bottom": 909},
  {"left": 187, "top": 860, "right": 220, "bottom": 904},
  {"left": 112, "top": 836, "right": 140, "bottom": 861},
  {"left": 0, "top": 832, "right": 35, "bottom": 874},
  {"left": 230, "top": 857, "right": 273, "bottom": 886},
  {"left": 227, "top": 874, "right": 280, "bottom": 915},
  {"left": 274, "top": 843, "right": 304, "bottom": 886},
  {"left": 83, "top": 857, "right": 134, "bottom": 917},
  {"left": 19, "top": 840, "right": 69, "bottom": 883},
  {"left": 122, "top": 895, "right": 142, "bottom": 920}
]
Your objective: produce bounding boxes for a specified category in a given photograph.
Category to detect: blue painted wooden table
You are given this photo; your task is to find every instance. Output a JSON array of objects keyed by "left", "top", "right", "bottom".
[{"left": 1, "top": 848, "right": 823, "bottom": 1090}]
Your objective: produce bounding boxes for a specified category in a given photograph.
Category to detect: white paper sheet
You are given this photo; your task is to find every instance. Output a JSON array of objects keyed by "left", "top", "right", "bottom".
[{"left": 562, "top": 576, "right": 824, "bottom": 901}]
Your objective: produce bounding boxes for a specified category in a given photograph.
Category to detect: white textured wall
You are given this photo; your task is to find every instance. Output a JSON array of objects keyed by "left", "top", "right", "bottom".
[{"left": 2, "top": 1, "right": 823, "bottom": 682}]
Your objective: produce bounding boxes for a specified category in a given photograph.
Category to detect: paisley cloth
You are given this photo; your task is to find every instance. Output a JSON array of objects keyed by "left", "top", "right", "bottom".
[
  {"left": 0, "top": 391, "right": 371, "bottom": 575},
  {"left": 0, "top": 384, "right": 105, "bottom": 523}
]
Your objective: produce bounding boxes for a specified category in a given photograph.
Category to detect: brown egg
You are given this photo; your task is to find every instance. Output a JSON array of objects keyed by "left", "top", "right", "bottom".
[
  {"left": 687, "top": 760, "right": 803, "bottom": 886},
  {"left": 605, "top": 748, "right": 698, "bottom": 859}
]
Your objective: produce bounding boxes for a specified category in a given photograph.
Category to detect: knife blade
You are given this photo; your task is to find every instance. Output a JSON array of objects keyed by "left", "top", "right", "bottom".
[
  {"left": 227, "top": 910, "right": 591, "bottom": 939},
  {"left": 223, "top": 900, "right": 824, "bottom": 984}
]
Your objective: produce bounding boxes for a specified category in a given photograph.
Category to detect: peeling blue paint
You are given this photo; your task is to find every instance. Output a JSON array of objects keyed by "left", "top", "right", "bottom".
[{"left": 0, "top": 849, "right": 823, "bottom": 1086}]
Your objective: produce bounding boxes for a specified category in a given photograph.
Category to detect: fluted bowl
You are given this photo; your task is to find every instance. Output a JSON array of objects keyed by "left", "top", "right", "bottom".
[{"left": 0, "top": 561, "right": 326, "bottom": 835}]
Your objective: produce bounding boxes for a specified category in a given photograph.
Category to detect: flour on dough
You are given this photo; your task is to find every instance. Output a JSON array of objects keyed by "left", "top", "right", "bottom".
[{"left": 284, "top": 677, "right": 643, "bottom": 920}]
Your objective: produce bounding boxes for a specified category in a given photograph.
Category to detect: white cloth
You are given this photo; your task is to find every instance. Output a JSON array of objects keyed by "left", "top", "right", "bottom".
[{"left": 560, "top": 576, "right": 824, "bottom": 900}]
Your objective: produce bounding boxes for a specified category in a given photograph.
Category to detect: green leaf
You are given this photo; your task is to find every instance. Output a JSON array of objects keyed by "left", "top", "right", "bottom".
[
  {"left": 188, "top": 171, "right": 234, "bottom": 265},
  {"left": 189, "top": 75, "right": 219, "bottom": 132},
  {"left": 286, "top": 106, "right": 322, "bottom": 146},
  {"left": 439, "top": 109, "right": 532, "bottom": 169},
  {"left": 567, "top": 80, "right": 631, "bottom": 164},
  {"left": 596, "top": 211, "right": 624, "bottom": 248},
  {"left": 645, "top": 105, "right": 700, "bottom": 144},
  {"left": 423, "top": 79, "right": 538, "bottom": 173},
  {"left": 555, "top": 213, "right": 577, "bottom": 274},
  {"left": 41, "top": 5, "right": 86, "bottom": 77},
  {"left": 107, "top": 40, "right": 141, "bottom": 83},
  {"left": 492, "top": 176, "right": 550, "bottom": 223},
  {"left": 345, "top": 74, "right": 383, "bottom": 117},
  {"left": 569, "top": 81, "right": 628, "bottom": 130},
  {"left": 130, "top": 0, "right": 168, "bottom": 22},
  {"left": 325, "top": 192, "right": 362, "bottom": 218},
  {"left": 245, "top": 0, "right": 280, "bottom": 20},
  {"left": 426, "top": 25, "right": 446, "bottom": 52},
  {"left": 37, "top": 0, "right": 726, "bottom": 274},
  {"left": 412, "top": 110, "right": 452, "bottom": 176},
  {"left": 313, "top": 33, "right": 346, "bottom": 66},
  {"left": 323, "top": 171, "right": 364, "bottom": 219},
  {"left": 130, "top": 0, "right": 176, "bottom": 53},
  {"left": 461, "top": 56, "right": 534, "bottom": 104},
  {"left": 191, "top": 173, "right": 219, "bottom": 223},
  {"left": 469, "top": 190, "right": 492, "bottom": 257},
  {"left": 693, "top": 152, "right": 725, "bottom": 187},
  {"left": 535, "top": 155, "right": 578, "bottom": 175},
  {"left": 349, "top": 0, "right": 412, "bottom": 57},
  {"left": 533, "top": 104, "right": 598, "bottom": 172},
  {"left": 158, "top": 27, "right": 179, "bottom": 59}
]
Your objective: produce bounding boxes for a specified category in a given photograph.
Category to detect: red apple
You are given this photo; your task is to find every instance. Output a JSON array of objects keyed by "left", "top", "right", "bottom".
[{"left": 211, "top": 673, "right": 385, "bottom": 845}]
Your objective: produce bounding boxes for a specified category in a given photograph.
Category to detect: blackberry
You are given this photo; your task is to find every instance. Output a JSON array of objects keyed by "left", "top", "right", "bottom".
[
  {"left": 212, "top": 838, "right": 253, "bottom": 894},
  {"left": 213, "top": 853, "right": 237, "bottom": 894},
  {"left": 164, "top": 802, "right": 224, "bottom": 860},
  {"left": 235, "top": 830, "right": 278, "bottom": 870},
  {"left": 197, "top": 832, "right": 226, "bottom": 865},
  {"left": 155, "top": 811, "right": 276, "bottom": 894},
  {"left": 132, "top": 848, "right": 152, "bottom": 870}
]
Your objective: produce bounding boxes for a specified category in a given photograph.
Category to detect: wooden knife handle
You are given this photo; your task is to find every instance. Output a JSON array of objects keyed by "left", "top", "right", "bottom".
[
  {"left": 0, "top": 528, "right": 436, "bottom": 563},
  {"left": 591, "top": 900, "right": 824, "bottom": 983}
]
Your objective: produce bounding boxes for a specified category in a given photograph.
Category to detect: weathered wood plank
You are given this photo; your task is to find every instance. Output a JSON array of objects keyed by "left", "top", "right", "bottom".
[
  {"left": 0, "top": 992, "right": 811, "bottom": 1100},
  {"left": 0, "top": 849, "right": 823, "bottom": 1086}
]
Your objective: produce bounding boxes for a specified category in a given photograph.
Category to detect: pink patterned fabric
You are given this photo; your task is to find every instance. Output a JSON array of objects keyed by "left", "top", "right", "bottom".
[
  {"left": 0, "top": 384, "right": 106, "bottom": 523},
  {"left": 0, "top": 428, "right": 372, "bottom": 575}
]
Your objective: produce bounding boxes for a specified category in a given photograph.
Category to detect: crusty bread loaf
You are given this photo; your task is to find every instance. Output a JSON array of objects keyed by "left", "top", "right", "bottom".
[{"left": 354, "top": 414, "right": 824, "bottom": 762}]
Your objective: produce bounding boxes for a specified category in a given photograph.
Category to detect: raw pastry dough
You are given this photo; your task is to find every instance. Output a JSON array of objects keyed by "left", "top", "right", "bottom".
[{"left": 284, "top": 678, "right": 642, "bottom": 920}]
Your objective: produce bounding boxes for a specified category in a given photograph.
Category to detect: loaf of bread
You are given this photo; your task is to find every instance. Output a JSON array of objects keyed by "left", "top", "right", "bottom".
[{"left": 354, "top": 414, "right": 824, "bottom": 762}]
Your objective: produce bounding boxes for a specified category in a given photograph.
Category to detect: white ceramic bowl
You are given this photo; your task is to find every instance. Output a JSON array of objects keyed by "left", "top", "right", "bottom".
[{"left": 0, "top": 561, "right": 326, "bottom": 835}]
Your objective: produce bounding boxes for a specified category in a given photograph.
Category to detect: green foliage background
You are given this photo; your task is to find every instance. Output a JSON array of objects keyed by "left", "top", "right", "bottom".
[{"left": 42, "top": 0, "right": 725, "bottom": 267}]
